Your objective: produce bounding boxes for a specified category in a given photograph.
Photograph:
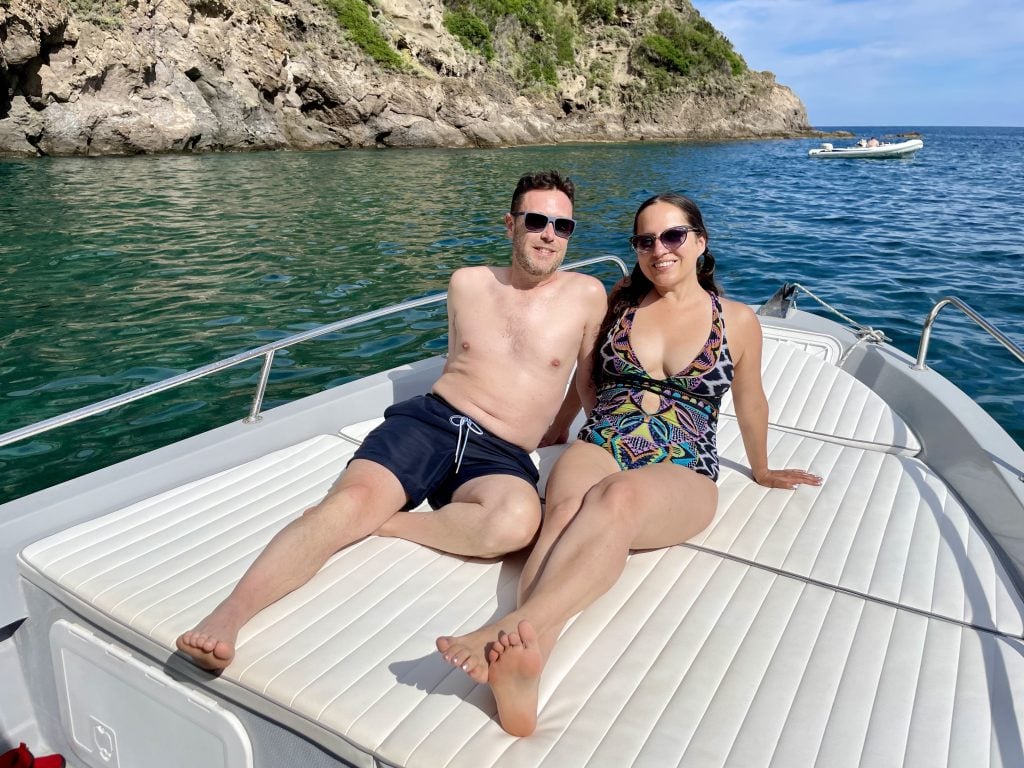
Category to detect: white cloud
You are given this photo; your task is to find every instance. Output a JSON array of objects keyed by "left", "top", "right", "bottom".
[{"left": 695, "top": 0, "right": 1024, "bottom": 125}]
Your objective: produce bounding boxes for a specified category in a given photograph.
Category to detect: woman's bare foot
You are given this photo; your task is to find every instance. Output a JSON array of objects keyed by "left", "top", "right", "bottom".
[
  {"left": 436, "top": 626, "right": 499, "bottom": 684},
  {"left": 488, "top": 620, "right": 542, "bottom": 737},
  {"left": 175, "top": 604, "right": 247, "bottom": 671}
]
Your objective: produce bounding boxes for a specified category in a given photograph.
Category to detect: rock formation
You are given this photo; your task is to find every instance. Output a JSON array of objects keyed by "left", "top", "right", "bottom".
[{"left": 0, "top": 0, "right": 814, "bottom": 156}]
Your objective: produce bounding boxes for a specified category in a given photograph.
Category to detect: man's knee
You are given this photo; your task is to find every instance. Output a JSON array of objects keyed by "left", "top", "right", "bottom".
[
  {"left": 308, "top": 478, "right": 374, "bottom": 512},
  {"left": 299, "top": 480, "right": 384, "bottom": 545}
]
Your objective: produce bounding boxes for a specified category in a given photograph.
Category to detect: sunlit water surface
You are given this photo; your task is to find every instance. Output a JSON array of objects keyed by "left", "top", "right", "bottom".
[{"left": 1, "top": 126, "right": 1022, "bottom": 503}]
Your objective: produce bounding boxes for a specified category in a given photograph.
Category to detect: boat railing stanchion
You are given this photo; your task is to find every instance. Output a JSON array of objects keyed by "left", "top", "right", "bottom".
[
  {"left": 913, "top": 296, "right": 1024, "bottom": 371},
  {"left": 766, "top": 282, "right": 890, "bottom": 351},
  {"left": 246, "top": 350, "right": 276, "bottom": 423},
  {"left": 756, "top": 283, "right": 798, "bottom": 318}
]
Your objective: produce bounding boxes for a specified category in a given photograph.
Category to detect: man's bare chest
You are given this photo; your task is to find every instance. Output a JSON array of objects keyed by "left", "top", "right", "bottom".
[{"left": 458, "top": 301, "right": 575, "bottom": 361}]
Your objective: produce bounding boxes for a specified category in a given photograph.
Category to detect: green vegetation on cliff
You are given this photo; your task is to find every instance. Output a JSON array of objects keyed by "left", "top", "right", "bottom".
[
  {"left": 637, "top": 9, "right": 745, "bottom": 77},
  {"left": 441, "top": 0, "right": 746, "bottom": 94},
  {"left": 443, "top": 0, "right": 577, "bottom": 87},
  {"left": 576, "top": 0, "right": 616, "bottom": 24},
  {"left": 54, "top": 0, "right": 745, "bottom": 97},
  {"left": 66, "top": 0, "right": 124, "bottom": 29},
  {"left": 321, "top": 0, "right": 405, "bottom": 69},
  {"left": 443, "top": 10, "right": 495, "bottom": 59}
]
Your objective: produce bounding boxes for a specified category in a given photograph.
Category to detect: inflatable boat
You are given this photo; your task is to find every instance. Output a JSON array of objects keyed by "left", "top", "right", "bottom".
[{"left": 809, "top": 138, "right": 924, "bottom": 158}]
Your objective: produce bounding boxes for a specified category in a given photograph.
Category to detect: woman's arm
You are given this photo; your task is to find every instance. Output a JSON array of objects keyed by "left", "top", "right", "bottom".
[{"left": 727, "top": 301, "right": 822, "bottom": 489}]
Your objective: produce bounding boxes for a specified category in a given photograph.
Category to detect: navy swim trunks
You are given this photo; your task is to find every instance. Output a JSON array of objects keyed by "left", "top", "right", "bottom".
[{"left": 351, "top": 393, "right": 540, "bottom": 510}]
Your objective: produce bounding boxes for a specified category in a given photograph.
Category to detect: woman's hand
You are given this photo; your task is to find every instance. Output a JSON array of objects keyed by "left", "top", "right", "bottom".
[{"left": 753, "top": 468, "right": 823, "bottom": 490}]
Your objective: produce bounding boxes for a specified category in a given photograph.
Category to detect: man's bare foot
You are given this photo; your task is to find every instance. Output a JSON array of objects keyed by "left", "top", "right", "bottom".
[
  {"left": 175, "top": 606, "right": 245, "bottom": 671},
  {"left": 436, "top": 626, "right": 498, "bottom": 684},
  {"left": 488, "top": 620, "right": 542, "bottom": 737}
]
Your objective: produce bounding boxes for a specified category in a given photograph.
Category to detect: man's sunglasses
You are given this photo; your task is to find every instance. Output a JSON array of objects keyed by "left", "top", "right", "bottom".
[
  {"left": 512, "top": 211, "right": 576, "bottom": 239},
  {"left": 629, "top": 226, "right": 701, "bottom": 253}
]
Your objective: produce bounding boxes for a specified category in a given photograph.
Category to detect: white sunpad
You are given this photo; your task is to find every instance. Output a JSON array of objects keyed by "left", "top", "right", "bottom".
[
  {"left": 341, "top": 403, "right": 1019, "bottom": 636},
  {"left": 15, "top": 341, "right": 1019, "bottom": 767},
  {"left": 720, "top": 334, "right": 921, "bottom": 455},
  {"left": 712, "top": 418, "right": 1024, "bottom": 635},
  {"left": 20, "top": 502, "right": 1024, "bottom": 768},
  {"left": 22, "top": 417, "right": 1016, "bottom": 653}
]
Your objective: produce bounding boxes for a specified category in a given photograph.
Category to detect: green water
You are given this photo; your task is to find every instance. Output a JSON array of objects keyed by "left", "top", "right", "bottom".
[
  {"left": 2, "top": 131, "right": 1023, "bottom": 504},
  {"left": 0, "top": 147, "right": 637, "bottom": 502}
]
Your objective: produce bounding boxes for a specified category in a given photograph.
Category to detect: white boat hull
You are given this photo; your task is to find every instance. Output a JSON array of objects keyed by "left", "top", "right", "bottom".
[
  {"left": 2, "top": 293, "right": 1022, "bottom": 768},
  {"left": 809, "top": 138, "right": 924, "bottom": 158}
]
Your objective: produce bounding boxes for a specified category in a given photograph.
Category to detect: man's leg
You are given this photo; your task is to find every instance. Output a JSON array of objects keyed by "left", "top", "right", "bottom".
[
  {"left": 375, "top": 474, "right": 541, "bottom": 558},
  {"left": 176, "top": 459, "right": 407, "bottom": 671}
]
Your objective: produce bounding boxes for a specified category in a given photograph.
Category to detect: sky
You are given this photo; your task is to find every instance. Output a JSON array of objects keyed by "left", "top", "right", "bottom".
[{"left": 694, "top": 0, "right": 1024, "bottom": 128}]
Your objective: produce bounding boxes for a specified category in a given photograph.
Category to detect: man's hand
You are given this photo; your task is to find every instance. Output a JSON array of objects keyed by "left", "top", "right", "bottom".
[{"left": 538, "top": 424, "right": 571, "bottom": 448}]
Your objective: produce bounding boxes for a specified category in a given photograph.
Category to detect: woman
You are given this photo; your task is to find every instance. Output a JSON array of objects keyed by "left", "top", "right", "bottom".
[{"left": 436, "top": 192, "right": 823, "bottom": 736}]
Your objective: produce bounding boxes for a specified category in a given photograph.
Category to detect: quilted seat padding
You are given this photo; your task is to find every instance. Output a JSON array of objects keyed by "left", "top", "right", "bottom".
[
  {"left": 19, "top": 470, "right": 1024, "bottom": 767},
  {"left": 342, "top": 410, "right": 1022, "bottom": 637},
  {"left": 720, "top": 336, "right": 921, "bottom": 454}
]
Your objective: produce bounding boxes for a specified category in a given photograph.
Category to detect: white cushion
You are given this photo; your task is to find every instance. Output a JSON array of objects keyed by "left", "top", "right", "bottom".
[
  {"left": 709, "top": 418, "right": 1024, "bottom": 634},
  {"left": 721, "top": 335, "right": 921, "bottom": 455},
  {"left": 20, "top": 496, "right": 1024, "bottom": 768}
]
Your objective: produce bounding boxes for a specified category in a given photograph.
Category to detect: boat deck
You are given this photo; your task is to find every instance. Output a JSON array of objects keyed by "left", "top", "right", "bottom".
[{"left": 16, "top": 329, "right": 1024, "bottom": 767}]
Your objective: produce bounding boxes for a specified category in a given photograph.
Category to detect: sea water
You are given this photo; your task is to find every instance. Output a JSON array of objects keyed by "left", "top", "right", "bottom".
[{"left": 1, "top": 126, "right": 1021, "bottom": 503}]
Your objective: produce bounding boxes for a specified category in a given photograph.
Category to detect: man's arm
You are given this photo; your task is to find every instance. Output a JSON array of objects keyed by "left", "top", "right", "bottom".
[
  {"left": 444, "top": 268, "right": 471, "bottom": 359},
  {"left": 538, "top": 277, "right": 608, "bottom": 446},
  {"left": 573, "top": 277, "right": 608, "bottom": 414},
  {"left": 538, "top": 375, "right": 583, "bottom": 447}
]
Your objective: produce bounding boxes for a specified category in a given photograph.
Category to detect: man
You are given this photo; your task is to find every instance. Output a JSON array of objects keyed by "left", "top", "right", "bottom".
[{"left": 176, "top": 170, "right": 608, "bottom": 671}]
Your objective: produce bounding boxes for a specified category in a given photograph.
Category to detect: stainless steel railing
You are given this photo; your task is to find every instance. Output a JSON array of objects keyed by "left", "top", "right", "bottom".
[
  {"left": 759, "top": 283, "right": 1021, "bottom": 373},
  {"left": 913, "top": 296, "right": 1024, "bottom": 371},
  {"left": 0, "top": 256, "right": 628, "bottom": 450}
]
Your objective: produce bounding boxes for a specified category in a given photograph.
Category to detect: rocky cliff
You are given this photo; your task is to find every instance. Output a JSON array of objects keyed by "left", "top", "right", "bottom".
[{"left": 0, "top": 0, "right": 813, "bottom": 156}]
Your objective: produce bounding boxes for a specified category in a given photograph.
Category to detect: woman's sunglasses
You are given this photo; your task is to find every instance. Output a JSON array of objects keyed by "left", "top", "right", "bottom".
[
  {"left": 512, "top": 211, "right": 576, "bottom": 239},
  {"left": 629, "top": 226, "right": 701, "bottom": 253}
]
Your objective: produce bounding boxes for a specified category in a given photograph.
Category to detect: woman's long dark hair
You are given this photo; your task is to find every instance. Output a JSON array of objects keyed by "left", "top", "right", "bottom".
[{"left": 592, "top": 192, "right": 723, "bottom": 390}]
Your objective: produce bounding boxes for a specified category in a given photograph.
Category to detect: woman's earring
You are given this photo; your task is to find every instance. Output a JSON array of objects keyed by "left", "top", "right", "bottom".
[{"left": 697, "top": 253, "right": 707, "bottom": 273}]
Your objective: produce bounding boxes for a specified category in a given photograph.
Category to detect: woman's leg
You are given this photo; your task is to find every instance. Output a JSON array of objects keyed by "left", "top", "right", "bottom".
[
  {"left": 518, "top": 442, "right": 619, "bottom": 604},
  {"left": 436, "top": 442, "right": 616, "bottom": 683},
  {"left": 486, "top": 458, "right": 718, "bottom": 735}
]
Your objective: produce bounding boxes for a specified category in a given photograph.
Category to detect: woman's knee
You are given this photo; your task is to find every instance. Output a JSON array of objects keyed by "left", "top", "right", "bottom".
[
  {"left": 588, "top": 475, "right": 635, "bottom": 510},
  {"left": 580, "top": 477, "right": 639, "bottom": 531},
  {"left": 542, "top": 495, "right": 583, "bottom": 532}
]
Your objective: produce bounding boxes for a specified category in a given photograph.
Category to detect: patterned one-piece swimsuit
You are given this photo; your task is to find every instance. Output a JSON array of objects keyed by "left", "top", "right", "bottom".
[{"left": 578, "top": 292, "right": 735, "bottom": 481}]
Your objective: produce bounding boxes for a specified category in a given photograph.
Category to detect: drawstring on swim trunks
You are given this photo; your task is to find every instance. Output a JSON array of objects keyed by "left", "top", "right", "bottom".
[{"left": 449, "top": 414, "right": 483, "bottom": 474}]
